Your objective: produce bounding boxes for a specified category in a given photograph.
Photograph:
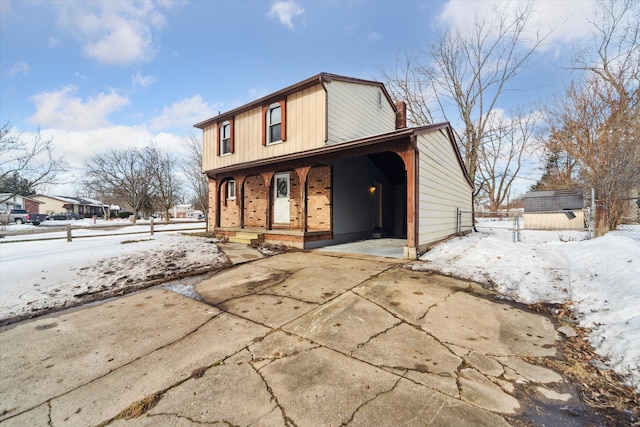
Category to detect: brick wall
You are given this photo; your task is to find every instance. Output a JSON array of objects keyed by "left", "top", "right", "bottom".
[
  {"left": 210, "top": 166, "right": 332, "bottom": 231},
  {"left": 244, "top": 175, "right": 267, "bottom": 227},
  {"left": 220, "top": 179, "right": 240, "bottom": 227},
  {"left": 220, "top": 199, "right": 240, "bottom": 227},
  {"left": 24, "top": 199, "right": 40, "bottom": 214},
  {"left": 307, "top": 165, "right": 332, "bottom": 230}
]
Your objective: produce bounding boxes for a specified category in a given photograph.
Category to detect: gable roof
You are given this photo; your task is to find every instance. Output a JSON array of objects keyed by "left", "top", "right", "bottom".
[
  {"left": 0, "top": 193, "right": 44, "bottom": 204},
  {"left": 34, "top": 194, "right": 108, "bottom": 207},
  {"left": 194, "top": 72, "right": 397, "bottom": 129}
]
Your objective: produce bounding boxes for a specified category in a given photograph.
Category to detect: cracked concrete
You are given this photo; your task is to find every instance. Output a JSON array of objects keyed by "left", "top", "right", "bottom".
[{"left": 0, "top": 251, "right": 608, "bottom": 426}]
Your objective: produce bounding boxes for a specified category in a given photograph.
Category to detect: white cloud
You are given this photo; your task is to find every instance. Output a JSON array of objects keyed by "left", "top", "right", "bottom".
[
  {"left": 2, "top": 61, "right": 30, "bottom": 78},
  {"left": 48, "top": 126, "right": 153, "bottom": 166},
  {"left": 148, "top": 95, "right": 218, "bottom": 131},
  {"left": 55, "top": 1, "right": 171, "bottom": 65},
  {"left": 132, "top": 72, "right": 157, "bottom": 90},
  {"left": 437, "top": 0, "right": 598, "bottom": 49},
  {"left": 22, "top": 124, "right": 189, "bottom": 195},
  {"left": 29, "top": 85, "right": 129, "bottom": 131},
  {"left": 269, "top": 0, "right": 305, "bottom": 30}
]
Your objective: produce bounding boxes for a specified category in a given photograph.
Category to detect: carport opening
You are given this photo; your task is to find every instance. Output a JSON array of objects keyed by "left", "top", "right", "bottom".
[{"left": 307, "top": 151, "right": 407, "bottom": 256}]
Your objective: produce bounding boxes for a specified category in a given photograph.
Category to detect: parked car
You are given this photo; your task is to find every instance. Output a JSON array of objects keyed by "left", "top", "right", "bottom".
[
  {"left": 49, "top": 212, "right": 84, "bottom": 220},
  {"left": 0, "top": 209, "right": 47, "bottom": 225},
  {"left": 25, "top": 213, "right": 47, "bottom": 225},
  {"left": 0, "top": 209, "right": 29, "bottom": 224}
]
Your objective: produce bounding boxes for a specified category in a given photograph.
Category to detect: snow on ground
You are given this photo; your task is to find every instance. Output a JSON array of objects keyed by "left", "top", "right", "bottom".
[
  {"left": 0, "top": 229, "right": 227, "bottom": 324},
  {"left": 412, "top": 227, "right": 640, "bottom": 394},
  {"left": 0, "top": 217, "right": 205, "bottom": 241},
  {"left": 1, "top": 218, "right": 638, "bottom": 393}
]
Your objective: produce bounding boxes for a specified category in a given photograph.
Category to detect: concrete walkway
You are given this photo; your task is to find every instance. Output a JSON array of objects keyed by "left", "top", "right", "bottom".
[
  {"left": 0, "top": 251, "right": 602, "bottom": 426},
  {"left": 217, "top": 241, "right": 264, "bottom": 265},
  {"left": 315, "top": 238, "right": 407, "bottom": 259}
]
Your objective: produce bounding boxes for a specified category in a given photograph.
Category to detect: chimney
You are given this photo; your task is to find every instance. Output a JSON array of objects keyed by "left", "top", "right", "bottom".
[{"left": 395, "top": 101, "right": 407, "bottom": 129}]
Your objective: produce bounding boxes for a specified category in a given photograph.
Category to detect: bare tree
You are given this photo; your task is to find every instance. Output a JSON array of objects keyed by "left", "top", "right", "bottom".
[
  {"left": 477, "top": 107, "right": 539, "bottom": 211},
  {"left": 383, "top": 49, "right": 437, "bottom": 127},
  {"left": 574, "top": 0, "right": 639, "bottom": 104},
  {"left": 538, "top": 0, "right": 639, "bottom": 235},
  {"left": 182, "top": 134, "right": 209, "bottom": 218},
  {"left": 145, "top": 143, "right": 182, "bottom": 224},
  {"left": 0, "top": 123, "right": 67, "bottom": 203},
  {"left": 84, "top": 148, "right": 152, "bottom": 223},
  {"left": 382, "top": 2, "right": 548, "bottom": 186},
  {"left": 542, "top": 78, "right": 639, "bottom": 234}
]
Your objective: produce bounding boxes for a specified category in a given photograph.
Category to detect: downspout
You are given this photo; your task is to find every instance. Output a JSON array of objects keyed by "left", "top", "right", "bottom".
[{"left": 319, "top": 74, "right": 329, "bottom": 144}]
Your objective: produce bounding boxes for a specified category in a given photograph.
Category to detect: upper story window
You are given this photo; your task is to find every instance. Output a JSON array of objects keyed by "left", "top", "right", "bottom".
[
  {"left": 217, "top": 119, "right": 234, "bottom": 156},
  {"left": 262, "top": 100, "right": 286, "bottom": 146},
  {"left": 267, "top": 103, "right": 281, "bottom": 144}
]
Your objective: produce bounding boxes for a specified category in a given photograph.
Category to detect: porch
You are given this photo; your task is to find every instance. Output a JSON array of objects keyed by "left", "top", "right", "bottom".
[
  {"left": 207, "top": 130, "right": 418, "bottom": 257},
  {"left": 214, "top": 227, "right": 332, "bottom": 249},
  {"left": 214, "top": 226, "right": 407, "bottom": 259}
]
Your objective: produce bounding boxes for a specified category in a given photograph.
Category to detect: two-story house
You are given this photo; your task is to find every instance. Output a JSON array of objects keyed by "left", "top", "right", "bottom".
[{"left": 195, "top": 73, "right": 473, "bottom": 258}]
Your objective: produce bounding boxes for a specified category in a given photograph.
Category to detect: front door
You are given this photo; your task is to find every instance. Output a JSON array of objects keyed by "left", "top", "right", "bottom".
[{"left": 273, "top": 172, "right": 290, "bottom": 225}]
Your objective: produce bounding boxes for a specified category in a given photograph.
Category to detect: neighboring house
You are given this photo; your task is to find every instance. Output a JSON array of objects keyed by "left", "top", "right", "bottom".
[
  {"left": 33, "top": 195, "right": 109, "bottom": 217},
  {"left": 77, "top": 197, "right": 110, "bottom": 217},
  {"left": 194, "top": 73, "right": 473, "bottom": 258},
  {"left": 171, "top": 204, "right": 193, "bottom": 219},
  {"left": 523, "top": 189, "right": 585, "bottom": 230},
  {"left": 0, "top": 193, "right": 43, "bottom": 214},
  {"left": 171, "top": 204, "right": 203, "bottom": 219}
]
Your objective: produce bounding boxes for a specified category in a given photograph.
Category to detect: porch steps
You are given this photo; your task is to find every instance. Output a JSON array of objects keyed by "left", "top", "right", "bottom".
[{"left": 228, "top": 232, "right": 264, "bottom": 245}]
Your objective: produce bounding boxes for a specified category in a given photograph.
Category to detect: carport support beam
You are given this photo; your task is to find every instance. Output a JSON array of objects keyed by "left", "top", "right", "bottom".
[{"left": 401, "top": 142, "right": 418, "bottom": 259}]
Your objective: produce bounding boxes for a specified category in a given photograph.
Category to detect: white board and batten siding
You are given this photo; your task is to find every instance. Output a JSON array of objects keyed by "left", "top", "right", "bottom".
[
  {"left": 417, "top": 129, "right": 473, "bottom": 250},
  {"left": 325, "top": 80, "right": 396, "bottom": 145}
]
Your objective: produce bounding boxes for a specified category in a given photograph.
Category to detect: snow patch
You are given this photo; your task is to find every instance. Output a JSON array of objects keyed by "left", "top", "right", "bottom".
[{"left": 415, "top": 229, "right": 640, "bottom": 393}]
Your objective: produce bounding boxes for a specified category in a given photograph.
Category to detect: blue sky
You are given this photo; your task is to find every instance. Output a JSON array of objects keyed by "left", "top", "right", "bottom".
[{"left": 0, "top": 0, "right": 600, "bottom": 195}]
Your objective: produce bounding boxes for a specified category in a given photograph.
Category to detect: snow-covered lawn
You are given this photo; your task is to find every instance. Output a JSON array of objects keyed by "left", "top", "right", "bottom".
[
  {"left": 0, "top": 231, "right": 226, "bottom": 324},
  {"left": 412, "top": 228, "right": 640, "bottom": 394},
  {"left": 0, "top": 217, "right": 205, "bottom": 241}
]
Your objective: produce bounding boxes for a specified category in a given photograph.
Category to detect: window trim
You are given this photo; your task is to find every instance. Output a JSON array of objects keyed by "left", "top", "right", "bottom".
[
  {"left": 226, "top": 179, "right": 236, "bottom": 201},
  {"left": 262, "top": 100, "right": 286, "bottom": 146},
  {"left": 267, "top": 103, "right": 281, "bottom": 145},
  {"left": 216, "top": 119, "right": 234, "bottom": 156}
]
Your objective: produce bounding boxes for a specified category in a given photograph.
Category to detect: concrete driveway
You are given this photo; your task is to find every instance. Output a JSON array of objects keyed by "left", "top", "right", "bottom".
[{"left": 0, "top": 250, "right": 603, "bottom": 426}]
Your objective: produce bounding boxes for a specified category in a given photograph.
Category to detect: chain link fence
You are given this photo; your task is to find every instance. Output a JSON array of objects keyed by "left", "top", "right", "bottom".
[
  {"left": 615, "top": 195, "right": 640, "bottom": 241},
  {"left": 469, "top": 209, "right": 592, "bottom": 243},
  {"left": 468, "top": 188, "right": 640, "bottom": 243},
  {"left": 467, "top": 205, "right": 639, "bottom": 243}
]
